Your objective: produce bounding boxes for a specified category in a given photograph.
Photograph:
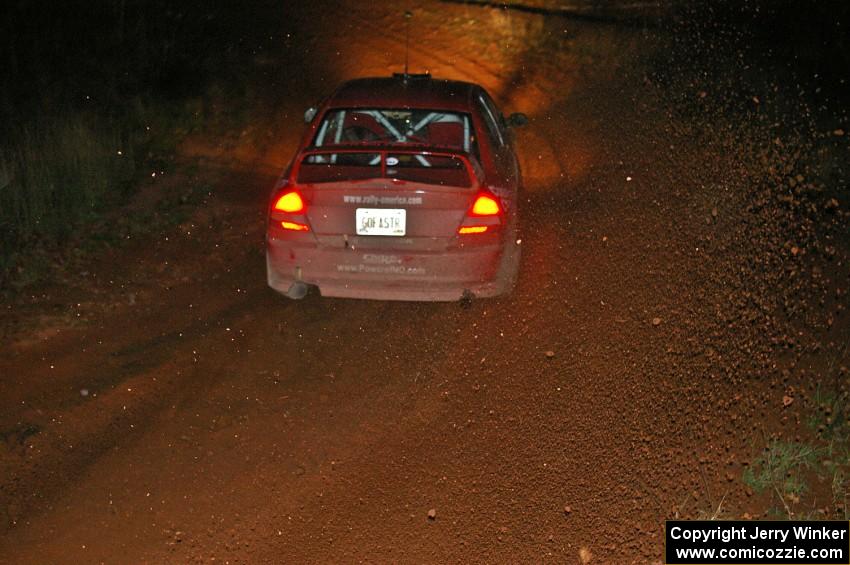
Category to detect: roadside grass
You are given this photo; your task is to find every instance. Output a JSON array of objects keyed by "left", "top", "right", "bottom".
[
  {"left": 808, "top": 383, "right": 850, "bottom": 520},
  {"left": 0, "top": 98, "right": 206, "bottom": 292},
  {"left": 0, "top": 2, "right": 285, "bottom": 293},
  {"left": 1, "top": 115, "right": 130, "bottom": 273},
  {"left": 807, "top": 384, "right": 850, "bottom": 444},
  {"left": 744, "top": 386, "right": 850, "bottom": 520},
  {"left": 682, "top": 483, "right": 731, "bottom": 522},
  {"left": 648, "top": 0, "right": 850, "bottom": 524},
  {"left": 743, "top": 439, "right": 820, "bottom": 518}
]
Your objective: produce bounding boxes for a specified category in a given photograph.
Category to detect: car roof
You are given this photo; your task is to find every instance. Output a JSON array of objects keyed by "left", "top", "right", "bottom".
[{"left": 326, "top": 75, "right": 478, "bottom": 112}]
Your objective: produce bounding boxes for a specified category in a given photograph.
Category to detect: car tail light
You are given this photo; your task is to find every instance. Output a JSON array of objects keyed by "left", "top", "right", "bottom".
[
  {"left": 459, "top": 191, "right": 502, "bottom": 235},
  {"left": 281, "top": 220, "right": 309, "bottom": 231},
  {"left": 274, "top": 190, "right": 306, "bottom": 214},
  {"left": 470, "top": 194, "right": 501, "bottom": 216},
  {"left": 271, "top": 189, "right": 310, "bottom": 232}
]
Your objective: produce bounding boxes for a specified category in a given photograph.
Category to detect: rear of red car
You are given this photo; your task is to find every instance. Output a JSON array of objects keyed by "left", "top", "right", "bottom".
[
  {"left": 267, "top": 151, "right": 514, "bottom": 300},
  {"left": 266, "top": 81, "right": 519, "bottom": 301}
]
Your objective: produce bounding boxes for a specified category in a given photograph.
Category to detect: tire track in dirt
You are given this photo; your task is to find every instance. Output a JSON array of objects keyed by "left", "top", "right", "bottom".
[{"left": 0, "top": 165, "right": 278, "bottom": 537}]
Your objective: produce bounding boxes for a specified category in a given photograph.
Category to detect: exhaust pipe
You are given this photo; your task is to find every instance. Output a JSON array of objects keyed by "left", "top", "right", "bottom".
[{"left": 286, "top": 281, "right": 309, "bottom": 300}]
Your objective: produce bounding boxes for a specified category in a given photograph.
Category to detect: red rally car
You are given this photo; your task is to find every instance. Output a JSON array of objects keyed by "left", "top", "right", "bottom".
[{"left": 266, "top": 73, "right": 527, "bottom": 301}]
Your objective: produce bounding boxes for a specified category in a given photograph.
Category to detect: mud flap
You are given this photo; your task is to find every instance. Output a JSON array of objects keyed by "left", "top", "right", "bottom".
[
  {"left": 493, "top": 221, "right": 522, "bottom": 296},
  {"left": 460, "top": 289, "right": 475, "bottom": 308}
]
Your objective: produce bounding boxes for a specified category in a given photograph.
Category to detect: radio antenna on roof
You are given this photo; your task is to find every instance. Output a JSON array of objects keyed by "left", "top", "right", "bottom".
[{"left": 403, "top": 10, "right": 413, "bottom": 83}]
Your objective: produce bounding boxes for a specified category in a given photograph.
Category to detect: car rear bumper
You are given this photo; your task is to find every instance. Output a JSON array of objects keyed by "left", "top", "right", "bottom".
[{"left": 266, "top": 236, "right": 507, "bottom": 301}]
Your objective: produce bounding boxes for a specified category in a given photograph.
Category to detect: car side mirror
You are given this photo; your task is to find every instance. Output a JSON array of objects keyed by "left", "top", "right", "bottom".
[
  {"left": 304, "top": 107, "right": 318, "bottom": 123},
  {"left": 507, "top": 112, "right": 529, "bottom": 128}
]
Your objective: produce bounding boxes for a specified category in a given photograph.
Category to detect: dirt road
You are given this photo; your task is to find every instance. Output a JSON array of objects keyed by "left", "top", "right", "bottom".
[{"left": 2, "top": 2, "right": 845, "bottom": 563}]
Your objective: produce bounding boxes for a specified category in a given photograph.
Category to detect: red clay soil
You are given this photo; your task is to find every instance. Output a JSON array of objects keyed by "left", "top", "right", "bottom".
[{"left": 1, "top": 1, "right": 848, "bottom": 563}]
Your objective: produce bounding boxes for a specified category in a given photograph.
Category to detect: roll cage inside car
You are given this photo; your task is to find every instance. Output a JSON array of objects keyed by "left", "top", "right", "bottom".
[
  {"left": 293, "top": 147, "right": 484, "bottom": 188},
  {"left": 311, "top": 108, "right": 476, "bottom": 168}
]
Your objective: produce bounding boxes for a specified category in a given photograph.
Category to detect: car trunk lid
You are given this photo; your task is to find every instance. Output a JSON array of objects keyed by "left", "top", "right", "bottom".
[{"left": 293, "top": 149, "right": 484, "bottom": 251}]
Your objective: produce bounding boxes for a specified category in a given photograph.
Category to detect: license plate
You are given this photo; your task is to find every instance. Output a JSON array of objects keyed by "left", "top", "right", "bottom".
[{"left": 355, "top": 208, "right": 406, "bottom": 236}]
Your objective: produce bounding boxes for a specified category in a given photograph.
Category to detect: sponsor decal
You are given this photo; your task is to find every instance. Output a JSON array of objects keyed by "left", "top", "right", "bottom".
[
  {"left": 343, "top": 195, "right": 423, "bottom": 205},
  {"left": 336, "top": 264, "right": 425, "bottom": 275},
  {"left": 362, "top": 254, "right": 402, "bottom": 265}
]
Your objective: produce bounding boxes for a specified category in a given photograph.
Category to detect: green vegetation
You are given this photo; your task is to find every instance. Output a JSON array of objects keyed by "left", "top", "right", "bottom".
[
  {"left": 1, "top": 114, "right": 131, "bottom": 274},
  {"left": 0, "top": 1, "right": 282, "bottom": 289},
  {"left": 808, "top": 383, "right": 850, "bottom": 519},
  {"left": 743, "top": 440, "right": 820, "bottom": 518},
  {"left": 0, "top": 99, "right": 203, "bottom": 285},
  {"left": 744, "top": 382, "right": 850, "bottom": 519},
  {"left": 807, "top": 383, "right": 850, "bottom": 443}
]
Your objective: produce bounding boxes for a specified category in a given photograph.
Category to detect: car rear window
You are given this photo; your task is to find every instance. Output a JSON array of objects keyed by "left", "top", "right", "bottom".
[
  {"left": 297, "top": 152, "right": 472, "bottom": 187},
  {"left": 311, "top": 108, "right": 477, "bottom": 156}
]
